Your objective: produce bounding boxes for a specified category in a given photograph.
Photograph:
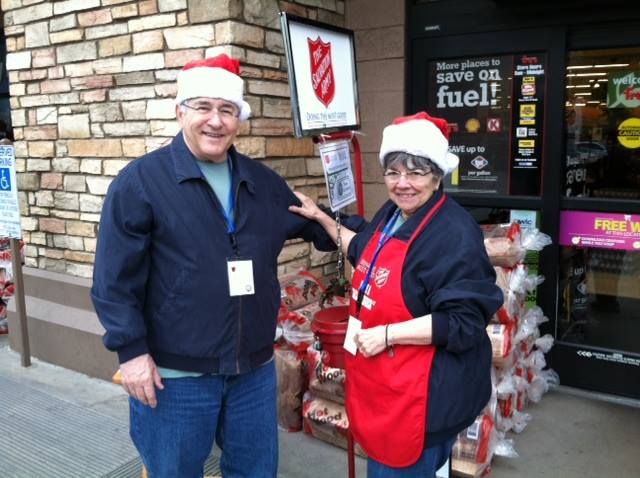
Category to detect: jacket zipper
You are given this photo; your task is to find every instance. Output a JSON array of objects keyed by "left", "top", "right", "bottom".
[
  {"left": 233, "top": 181, "right": 243, "bottom": 374},
  {"left": 199, "top": 173, "right": 243, "bottom": 374}
]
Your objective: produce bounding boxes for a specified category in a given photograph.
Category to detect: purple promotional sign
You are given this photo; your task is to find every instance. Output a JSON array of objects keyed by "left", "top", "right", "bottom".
[{"left": 559, "top": 211, "right": 640, "bottom": 251}]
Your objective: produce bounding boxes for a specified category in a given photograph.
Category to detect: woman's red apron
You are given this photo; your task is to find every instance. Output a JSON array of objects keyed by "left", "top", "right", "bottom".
[{"left": 345, "top": 195, "right": 446, "bottom": 467}]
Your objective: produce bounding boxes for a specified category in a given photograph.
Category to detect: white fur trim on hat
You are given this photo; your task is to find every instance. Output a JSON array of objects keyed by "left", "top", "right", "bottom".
[
  {"left": 176, "top": 66, "right": 251, "bottom": 121},
  {"left": 378, "top": 119, "right": 459, "bottom": 175}
]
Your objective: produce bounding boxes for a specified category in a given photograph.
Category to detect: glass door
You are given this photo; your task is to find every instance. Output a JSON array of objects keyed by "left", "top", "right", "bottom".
[
  {"left": 556, "top": 46, "right": 640, "bottom": 399},
  {"left": 409, "top": 25, "right": 640, "bottom": 398},
  {"left": 408, "top": 26, "right": 567, "bottom": 356}
]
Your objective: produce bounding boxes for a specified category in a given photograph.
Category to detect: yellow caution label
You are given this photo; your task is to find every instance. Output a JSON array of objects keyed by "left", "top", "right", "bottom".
[{"left": 617, "top": 117, "right": 640, "bottom": 149}]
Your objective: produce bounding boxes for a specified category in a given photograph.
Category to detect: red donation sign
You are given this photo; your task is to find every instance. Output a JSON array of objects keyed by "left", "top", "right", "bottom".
[{"left": 308, "top": 36, "right": 335, "bottom": 107}]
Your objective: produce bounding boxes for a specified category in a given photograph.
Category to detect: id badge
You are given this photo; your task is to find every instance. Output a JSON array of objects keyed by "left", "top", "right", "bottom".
[
  {"left": 227, "top": 258, "right": 255, "bottom": 296},
  {"left": 343, "top": 316, "right": 362, "bottom": 355}
]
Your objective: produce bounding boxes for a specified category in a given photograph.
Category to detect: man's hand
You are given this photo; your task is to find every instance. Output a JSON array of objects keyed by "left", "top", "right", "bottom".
[{"left": 119, "top": 353, "right": 164, "bottom": 408}]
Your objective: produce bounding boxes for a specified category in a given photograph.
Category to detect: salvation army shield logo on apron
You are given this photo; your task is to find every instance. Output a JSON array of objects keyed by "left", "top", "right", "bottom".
[
  {"left": 374, "top": 267, "right": 390, "bottom": 288},
  {"left": 307, "top": 36, "right": 335, "bottom": 107}
]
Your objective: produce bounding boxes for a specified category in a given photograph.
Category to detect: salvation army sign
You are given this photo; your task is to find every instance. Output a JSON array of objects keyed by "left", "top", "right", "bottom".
[
  {"left": 308, "top": 37, "right": 335, "bottom": 108},
  {"left": 280, "top": 12, "right": 360, "bottom": 137}
]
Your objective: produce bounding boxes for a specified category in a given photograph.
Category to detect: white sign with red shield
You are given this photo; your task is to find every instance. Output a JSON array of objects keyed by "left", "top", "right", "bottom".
[{"left": 282, "top": 14, "right": 360, "bottom": 136}]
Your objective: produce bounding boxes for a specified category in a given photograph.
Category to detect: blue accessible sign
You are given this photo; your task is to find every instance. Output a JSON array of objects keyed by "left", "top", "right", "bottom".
[{"left": 0, "top": 145, "right": 22, "bottom": 239}]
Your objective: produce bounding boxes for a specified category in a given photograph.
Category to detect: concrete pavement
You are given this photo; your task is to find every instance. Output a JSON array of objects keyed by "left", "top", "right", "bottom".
[{"left": 1, "top": 334, "right": 638, "bottom": 477}]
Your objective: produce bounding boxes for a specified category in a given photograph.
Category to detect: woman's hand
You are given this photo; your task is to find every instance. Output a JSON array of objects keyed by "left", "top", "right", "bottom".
[
  {"left": 289, "top": 191, "right": 323, "bottom": 221},
  {"left": 289, "top": 191, "right": 356, "bottom": 255},
  {"left": 355, "top": 325, "right": 387, "bottom": 358}
]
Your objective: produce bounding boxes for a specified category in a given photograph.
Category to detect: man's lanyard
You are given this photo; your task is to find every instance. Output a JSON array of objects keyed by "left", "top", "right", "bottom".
[
  {"left": 356, "top": 208, "right": 401, "bottom": 314},
  {"left": 222, "top": 159, "right": 238, "bottom": 254}
]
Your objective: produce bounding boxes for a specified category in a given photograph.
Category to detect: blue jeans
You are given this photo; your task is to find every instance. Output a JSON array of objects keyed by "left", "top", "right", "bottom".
[
  {"left": 129, "top": 360, "right": 277, "bottom": 478},
  {"left": 367, "top": 436, "right": 455, "bottom": 478}
]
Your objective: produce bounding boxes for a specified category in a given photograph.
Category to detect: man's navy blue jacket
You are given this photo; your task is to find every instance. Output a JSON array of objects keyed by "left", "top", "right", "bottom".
[
  {"left": 348, "top": 190, "right": 504, "bottom": 447},
  {"left": 91, "top": 132, "right": 354, "bottom": 375}
]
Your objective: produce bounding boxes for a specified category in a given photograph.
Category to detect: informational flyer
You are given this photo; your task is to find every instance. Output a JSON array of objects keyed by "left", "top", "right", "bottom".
[
  {"left": 509, "top": 54, "right": 546, "bottom": 195},
  {"left": 0, "top": 145, "right": 22, "bottom": 239},
  {"left": 559, "top": 211, "right": 640, "bottom": 251},
  {"left": 318, "top": 140, "right": 356, "bottom": 212}
]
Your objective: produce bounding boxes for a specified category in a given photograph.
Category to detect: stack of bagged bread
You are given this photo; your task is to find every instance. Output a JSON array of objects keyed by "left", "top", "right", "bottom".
[{"left": 451, "top": 223, "right": 558, "bottom": 477}]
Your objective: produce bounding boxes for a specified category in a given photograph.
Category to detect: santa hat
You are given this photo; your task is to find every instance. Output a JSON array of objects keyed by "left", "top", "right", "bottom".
[
  {"left": 379, "top": 112, "right": 459, "bottom": 175},
  {"left": 176, "top": 54, "right": 251, "bottom": 121}
]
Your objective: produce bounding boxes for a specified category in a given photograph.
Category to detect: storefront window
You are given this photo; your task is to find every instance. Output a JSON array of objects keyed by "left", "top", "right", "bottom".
[
  {"left": 564, "top": 48, "right": 640, "bottom": 199},
  {"left": 558, "top": 211, "right": 640, "bottom": 353},
  {"left": 559, "top": 246, "right": 640, "bottom": 353},
  {"left": 427, "top": 53, "right": 546, "bottom": 196}
]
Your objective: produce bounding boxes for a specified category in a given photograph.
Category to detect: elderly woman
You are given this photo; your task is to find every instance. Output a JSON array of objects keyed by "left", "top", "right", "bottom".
[{"left": 290, "top": 112, "right": 503, "bottom": 477}]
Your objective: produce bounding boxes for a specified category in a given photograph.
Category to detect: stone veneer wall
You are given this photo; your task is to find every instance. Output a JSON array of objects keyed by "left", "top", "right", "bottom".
[{"left": 1, "top": 0, "right": 346, "bottom": 281}]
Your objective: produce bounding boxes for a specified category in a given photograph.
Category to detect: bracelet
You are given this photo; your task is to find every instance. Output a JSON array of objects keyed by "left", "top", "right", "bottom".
[{"left": 385, "top": 324, "right": 390, "bottom": 348}]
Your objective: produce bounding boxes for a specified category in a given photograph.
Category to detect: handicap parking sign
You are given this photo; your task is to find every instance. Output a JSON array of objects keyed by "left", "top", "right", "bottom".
[
  {"left": 0, "top": 145, "right": 22, "bottom": 239},
  {"left": 0, "top": 167, "right": 11, "bottom": 191}
]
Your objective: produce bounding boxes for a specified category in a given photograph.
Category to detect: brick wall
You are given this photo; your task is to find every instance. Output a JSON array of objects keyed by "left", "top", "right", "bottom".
[{"left": 2, "top": 0, "right": 346, "bottom": 280}]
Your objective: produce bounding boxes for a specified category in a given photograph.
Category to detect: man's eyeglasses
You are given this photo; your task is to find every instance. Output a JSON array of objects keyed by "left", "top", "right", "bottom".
[
  {"left": 382, "top": 168, "right": 432, "bottom": 182},
  {"left": 181, "top": 100, "right": 239, "bottom": 120}
]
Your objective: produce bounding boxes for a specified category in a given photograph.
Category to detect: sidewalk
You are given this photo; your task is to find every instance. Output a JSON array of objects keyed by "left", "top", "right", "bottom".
[{"left": 1, "top": 334, "right": 638, "bottom": 477}]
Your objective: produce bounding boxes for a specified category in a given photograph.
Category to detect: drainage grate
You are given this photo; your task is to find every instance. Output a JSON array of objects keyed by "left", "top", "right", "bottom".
[
  {"left": 104, "top": 452, "right": 221, "bottom": 478},
  {"left": 0, "top": 374, "right": 137, "bottom": 478}
]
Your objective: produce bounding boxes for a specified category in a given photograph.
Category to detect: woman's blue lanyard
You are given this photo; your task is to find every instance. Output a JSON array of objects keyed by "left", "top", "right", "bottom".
[
  {"left": 223, "top": 159, "right": 238, "bottom": 254},
  {"left": 356, "top": 208, "right": 401, "bottom": 314}
]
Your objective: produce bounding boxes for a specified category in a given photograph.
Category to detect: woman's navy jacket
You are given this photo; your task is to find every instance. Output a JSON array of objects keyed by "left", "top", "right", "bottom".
[{"left": 348, "top": 190, "right": 504, "bottom": 447}]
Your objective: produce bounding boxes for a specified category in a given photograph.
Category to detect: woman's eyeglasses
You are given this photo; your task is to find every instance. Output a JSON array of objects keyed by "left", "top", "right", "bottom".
[{"left": 382, "top": 168, "right": 432, "bottom": 183}]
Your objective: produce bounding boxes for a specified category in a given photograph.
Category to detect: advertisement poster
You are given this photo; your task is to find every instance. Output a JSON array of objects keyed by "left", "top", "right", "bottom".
[
  {"left": 559, "top": 211, "right": 640, "bottom": 251},
  {"left": 510, "top": 209, "right": 540, "bottom": 309},
  {"left": 318, "top": 140, "right": 357, "bottom": 211},
  {"left": 428, "top": 53, "right": 546, "bottom": 196},
  {"left": 607, "top": 71, "right": 640, "bottom": 109},
  {"left": 281, "top": 13, "right": 360, "bottom": 137},
  {"left": 509, "top": 54, "right": 545, "bottom": 195},
  {"left": 428, "top": 55, "right": 513, "bottom": 194}
]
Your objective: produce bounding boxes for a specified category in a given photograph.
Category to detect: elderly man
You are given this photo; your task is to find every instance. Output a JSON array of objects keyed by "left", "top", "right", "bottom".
[{"left": 91, "top": 54, "right": 348, "bottom": 478}]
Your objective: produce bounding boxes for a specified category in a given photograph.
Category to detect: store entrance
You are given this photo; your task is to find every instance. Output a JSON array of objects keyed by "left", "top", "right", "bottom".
[
  {"left": 409, "top": 26, "right": 640, "bottom": 399},
  {"left": 555, "top": 45, "right": 640, "bottom": 399}
]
